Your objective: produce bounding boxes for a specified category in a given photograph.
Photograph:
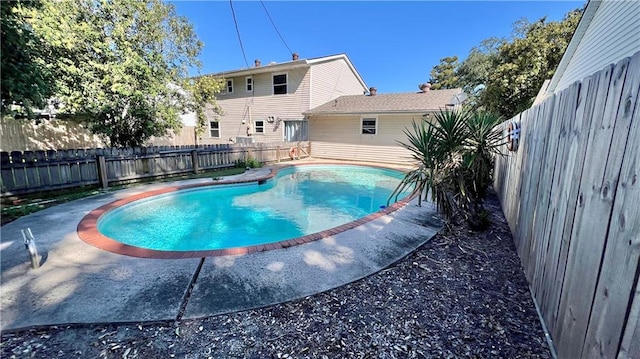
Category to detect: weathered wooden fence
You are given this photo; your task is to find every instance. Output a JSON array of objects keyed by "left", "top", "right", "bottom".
[
  {"left": 1, "top": 141, "right": 310, "bottom": 195},
  {"left": 494, "top": 52, "right": 639, "bottom": 358}
]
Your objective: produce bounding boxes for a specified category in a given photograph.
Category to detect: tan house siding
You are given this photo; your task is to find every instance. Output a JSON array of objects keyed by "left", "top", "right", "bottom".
[
  {"left": 311, "top": 141, "right": 413, "bottom": 164},
  {"left": 0, "top": 117, "right": 106, "bottom": 151},
  {"left": 200, "top": 67, "right": 311, "bottom": 144},
  {"left": 310, "top": 59, "right": 368, "bottom": 108},
  {"left": 308, "top": 114, "right": 424, "bottom": 164},
  {"left": 145, "top": 54, "right": 367, "bottom": 147},
  {"left": 554, "top": 0, "right": 640, "bottom": 92}
]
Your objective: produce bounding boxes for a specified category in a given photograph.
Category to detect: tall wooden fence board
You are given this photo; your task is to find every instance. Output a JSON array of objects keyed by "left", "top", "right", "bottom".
[
  {"left": 531, "top": 88, "right": 565, "bottom": 313},
  {"left": 530, "top": 96, "right": 559, "bottom": 294},
  {"left": 539, "top": 82, "right": 581, "bottom": 332},
  {"left": 519, "top": 103, "right": 548, "bottom": 280},
  {"left": 619, "top": 279, "right": 640, "bottom": 358},
  {"left": 493, "top": 51, "right": 640, "bottom": 358},
  {"left": 556, "top": 57, "right": 629, "bottom": 358},
  {"left": 582, "top": 52, "right": 640, "bottom": 359},
  {"left": 550, "top": 71, "right": 601, "bottom": 343},
  {"left": 516, "top": 106, "right": 536, "bottom": 272}
]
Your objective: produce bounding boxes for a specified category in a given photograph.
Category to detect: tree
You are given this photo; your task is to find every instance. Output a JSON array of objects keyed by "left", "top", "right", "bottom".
[
  {"left": 20, "top": 0, "right": 221, "bottom": 147},
  {"left": 482, "top": 10, "right": 582, "bottom": 118},
  {"left": 1, "top": 0, "right": 55, "bottom": 117},
  {"left": 455, "top": 38, "right": 504, "bottom": 108},
  {"left": 430, "top": 8, "right": 583, "bottom": 118},
  {"left": 187, "top": 76, "right": 225, "bottom": 138},
  {"left": 429, "top": 56, "right": 460, "bottom": 90}
]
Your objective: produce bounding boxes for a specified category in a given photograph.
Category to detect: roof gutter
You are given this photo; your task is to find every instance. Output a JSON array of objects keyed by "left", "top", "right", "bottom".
[
  {"left": 304, "top": 109, "right": 442, "bottom": 116},
  {"left": 210, "top": 60, "right": 310, "bottom": 78}
]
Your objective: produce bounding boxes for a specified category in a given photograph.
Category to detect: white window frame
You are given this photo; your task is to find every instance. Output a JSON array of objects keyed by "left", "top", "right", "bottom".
[
  {"left": 245, "top": 76, "right": 253, "bottom": 92},
  {"left": 254, "top": 120, "right": 265, "bottom": 134},
  {"left": 209, "top": 121, "right": 220, "bottom": 138},
  {"left": 361, "top": 116, "right": 378, "bottom": 135},
  {"left": 225, "top": 79, "right": 234, "bottom": 94},
  {"left": 272, "top": 72, "right": 288, "bottom": 95}
]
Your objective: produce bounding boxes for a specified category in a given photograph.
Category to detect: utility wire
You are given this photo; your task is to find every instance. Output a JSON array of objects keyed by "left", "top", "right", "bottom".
[
  {"left": 260, "top": 0, "right": 293, "bottom": 55},
  {"left": 229, "top": 0, "right": 249, "bottom": 68}
]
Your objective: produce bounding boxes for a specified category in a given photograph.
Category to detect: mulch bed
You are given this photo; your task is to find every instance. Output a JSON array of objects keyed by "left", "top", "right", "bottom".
[{"left": 0, "top": 191, "right": 551, "bottom": 358}]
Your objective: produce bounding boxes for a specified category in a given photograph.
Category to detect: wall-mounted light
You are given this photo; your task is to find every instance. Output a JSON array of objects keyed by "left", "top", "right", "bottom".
[
  {"left": 241, "top": 119, "right": 246, "bottom": 124},
  {"left": 266, "top": 116, "right": 275, "bottom": 123}
]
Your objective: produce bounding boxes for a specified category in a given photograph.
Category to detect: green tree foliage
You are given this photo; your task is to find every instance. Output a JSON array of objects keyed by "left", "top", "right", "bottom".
[
  {"left": 447, "top": 8, "right": 582, "bottom": 119},
  {"left": 1, "top": 0, "right": 55, "bottom": 117},
  {"left": 187, "top": 76, "right": 225, "bottom": 138},
  {"left": 17, "top": 0, "right": 220, "bottom": 147},
  {"left": 482, "top": 10, "right": 582, "bottom": 118},
  {"left": 429, "top": 56, "right": 460, "bottom": 90},
  {"left": 391, "top": 108, "right": 504, "bottom": 229},
  {"left": 455, "top": 38, "right": 504, "bottom": 107}
]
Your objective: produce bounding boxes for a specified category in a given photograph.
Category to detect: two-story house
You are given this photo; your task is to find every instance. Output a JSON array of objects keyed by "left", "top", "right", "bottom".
[{"left": 198, "top": 53, "right": 368, "bottom": 145}]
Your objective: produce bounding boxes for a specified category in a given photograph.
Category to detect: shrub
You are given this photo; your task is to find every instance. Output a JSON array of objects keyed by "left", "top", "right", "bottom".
[
  {"left": 236, "top": 157, "right": 261, "bottom": 169},
  {"left": 390, "top": 108, "right": 504, "bottom": 229}
]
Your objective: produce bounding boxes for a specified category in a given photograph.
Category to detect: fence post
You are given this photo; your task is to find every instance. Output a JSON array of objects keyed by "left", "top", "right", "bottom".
[
  {"left": 191, "top": 150, "right": 199, "bottom": 174},
  {"left": 276, "top": 146, "right": 281, "bottom": 162},
  {"left": 97, "top": 155, "right": 108, "bottom": 190}
]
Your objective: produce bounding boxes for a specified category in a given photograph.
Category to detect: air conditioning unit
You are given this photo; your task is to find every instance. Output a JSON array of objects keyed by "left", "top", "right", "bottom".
[{"left": 235, "top": 136, "right": 255, "bottom": 145}]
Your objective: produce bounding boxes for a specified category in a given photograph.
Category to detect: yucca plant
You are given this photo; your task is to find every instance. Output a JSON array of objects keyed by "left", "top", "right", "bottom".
[
  {"left": 458, "top": 111, "right": 505, "bottom": 228},
  {"left": 389, "top": 107, "right": 470, "bottom": 219},
  {"left": 391, "top": 107, "right": 504, "bottom": 229},
  {"left": 388, "top": 119, "right": 438, "bottom": 208}
]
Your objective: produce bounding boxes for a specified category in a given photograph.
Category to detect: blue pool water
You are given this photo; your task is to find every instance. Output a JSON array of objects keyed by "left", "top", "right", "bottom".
[{"left": 97, "top": 165, "right": 410, "bottom": 251}]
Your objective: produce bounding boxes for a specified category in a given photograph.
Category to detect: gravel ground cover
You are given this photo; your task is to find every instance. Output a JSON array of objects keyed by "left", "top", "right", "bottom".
[{"left": 0, "top": 191, "right": 551, "bottom": 358}]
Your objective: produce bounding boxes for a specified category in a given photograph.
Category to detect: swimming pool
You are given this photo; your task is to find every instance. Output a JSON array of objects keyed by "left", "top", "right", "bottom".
[{"left": 79, "top": 164, "right": 413, "bottom": 257}]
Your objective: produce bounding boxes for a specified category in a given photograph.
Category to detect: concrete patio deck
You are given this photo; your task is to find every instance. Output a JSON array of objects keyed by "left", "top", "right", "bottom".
[{"left": 0, "top": 162, "right": 441, "bottom": 331}]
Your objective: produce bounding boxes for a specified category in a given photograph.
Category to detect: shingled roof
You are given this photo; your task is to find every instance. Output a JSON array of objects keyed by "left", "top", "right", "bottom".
[{"left": 304, "top": 88, "right": 465, "bottom": 115}]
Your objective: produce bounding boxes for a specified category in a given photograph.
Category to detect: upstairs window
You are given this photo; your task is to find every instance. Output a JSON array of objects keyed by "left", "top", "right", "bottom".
[
  {"left": 361, "top": 117, "right": 377, "bottom": 135},
  {"left": 273, "top": 74, "right": 287, "bottom": 95},
  {"left": 210, "top": 121, "right": 220, "bottom": 138},
  {"left": 225, "top": 79, "right": 234, "bottom": 94},
  {"left": 255, "top": 120, "right": 264, "bottom": 134},
  {"left": 246, "top": 77, "right": 253, "bottom": 92}
]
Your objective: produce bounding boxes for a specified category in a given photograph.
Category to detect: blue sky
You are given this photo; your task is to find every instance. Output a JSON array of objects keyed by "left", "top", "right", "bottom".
[{"left": 171, "top": 1, "right": 584, "bottom": 94}]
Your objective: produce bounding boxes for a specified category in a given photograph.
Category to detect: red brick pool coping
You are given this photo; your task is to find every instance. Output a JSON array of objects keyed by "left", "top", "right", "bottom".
[{"left": 77, "top": 162, "right": 416, "bottom": 259}]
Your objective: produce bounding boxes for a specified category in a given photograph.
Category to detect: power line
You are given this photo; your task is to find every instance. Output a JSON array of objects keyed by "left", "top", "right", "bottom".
[
  {"left": 260, "top": 0, "right": 292, "bottom": 55},
  {"left": 229, "top": 0, "right": 249, "bottom": 68}
]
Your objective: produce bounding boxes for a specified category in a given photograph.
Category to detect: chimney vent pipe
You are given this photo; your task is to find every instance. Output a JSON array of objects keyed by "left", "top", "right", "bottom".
[{"left": 419, "top": 83, "right": 432, "bottom": 93}]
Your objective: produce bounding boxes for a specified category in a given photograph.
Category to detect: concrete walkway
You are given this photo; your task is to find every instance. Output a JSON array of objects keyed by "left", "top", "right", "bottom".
[{"left": 0, "top": 165, "right": 441, "bottom": 331}]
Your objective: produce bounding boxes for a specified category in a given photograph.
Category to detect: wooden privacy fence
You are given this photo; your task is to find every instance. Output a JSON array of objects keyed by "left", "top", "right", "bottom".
[
  {"left": 493, "top": 52, "right": 639, "bottom": 358},
  {"left": 1, "top": 141, "right": 310, "bottom": 195}
]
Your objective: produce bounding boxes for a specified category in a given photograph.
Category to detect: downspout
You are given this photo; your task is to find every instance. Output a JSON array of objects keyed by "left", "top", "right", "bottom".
[{"left": 247, "top": 106, "right": 254, "bottom": 136}]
